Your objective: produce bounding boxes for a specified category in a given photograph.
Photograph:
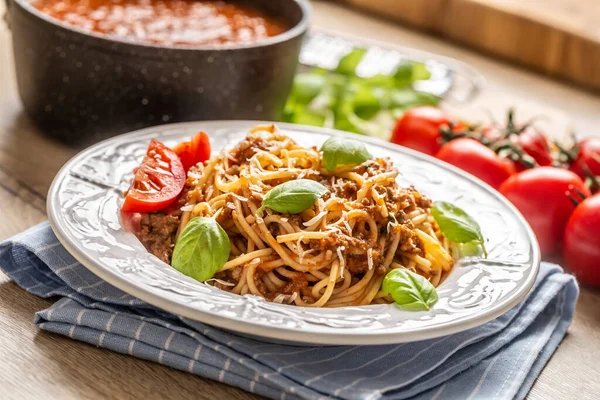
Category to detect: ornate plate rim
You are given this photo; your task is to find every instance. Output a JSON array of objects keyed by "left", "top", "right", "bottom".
[{"left": 47, "top": 120, "right": 540, "bottom": 345}]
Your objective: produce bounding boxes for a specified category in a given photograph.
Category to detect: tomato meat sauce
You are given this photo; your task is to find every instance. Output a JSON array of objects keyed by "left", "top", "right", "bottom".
[{"left": 33, "top": 0, "right": 288, "bottom": 46}]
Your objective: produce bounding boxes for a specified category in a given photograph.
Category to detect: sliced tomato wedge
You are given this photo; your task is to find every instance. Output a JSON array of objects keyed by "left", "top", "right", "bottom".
[
  {"left": 173, "top": 131, "right": 211, "bottom": 171},
  {"left": 172, "top": 141, "right": 194, "bottom": 172},
  {"left": 121, "top": 139, "right": 186, "bottom": 213}
]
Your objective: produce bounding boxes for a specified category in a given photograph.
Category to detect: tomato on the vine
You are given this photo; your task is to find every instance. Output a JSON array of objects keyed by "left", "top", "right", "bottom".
[
  {"left": 513, "top": 127, "right": 553, "bottom": 170},
  {"left": 391, "top": 106, "right": 453, "bottom": 156},
  {"left": 568, "top": 137, "right": 600, "bottom": 180},
  {"left": 173, "top": 131, "right": 211, "bottom": 171},
  {"left": 436, "top": 138, "right": 516, "bottom": 189},
  {"left": 499, "top": 167, "right": 590, "bottom": 256},
  {"left": 121, "top": 139, "right": 186, "bottom": 213},
  {"left": 563, "top": 194, "right": 600, "bottom": 287}
]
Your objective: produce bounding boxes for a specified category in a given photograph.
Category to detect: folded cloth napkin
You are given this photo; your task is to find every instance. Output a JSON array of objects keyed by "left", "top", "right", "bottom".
[{"left": 0, "top": 222, "right": 578, "bottom": 400}]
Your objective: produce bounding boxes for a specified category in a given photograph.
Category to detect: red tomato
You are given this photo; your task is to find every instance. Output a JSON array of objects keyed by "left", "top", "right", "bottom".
[
  {"left": 563, "top": 194, "right": 600, "bottom": 287},
  {"left": 391, "top": 106, "right": 451, "bottom": 156},
  {"left": 173, "top": 131, "right": 211, "bottom": 171},
  {"left": 499, "top": 167, "right": 591, "bottom": 256},
  {"left": 121, "top": 211, "right": 142, "bottom": 234},
  {"left": 435, "top": 138, "right": 516, "bottom": 189},
  {"left": 121, "top": 139, "right": 186, "bottom": 213},
  {"left": 569, "top": 137, "right": 600, "bottom": 179},
  {"left": 172, "top": 141, "right": 194, "bottom": 171},
  {"left": 513, "top": 127, "right": 553, "bottom": 170},
  {"left": 481, "top": 125, "right": 504, "bottom": 142}
]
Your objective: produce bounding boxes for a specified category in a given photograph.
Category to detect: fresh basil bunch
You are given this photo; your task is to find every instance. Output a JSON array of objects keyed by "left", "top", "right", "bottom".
[
  {"left": 258, "top": 179, "right": 328, "bottom": 215},
  {"left": 171, "top": 217, "right": 230, "bottom": 282},
  {"left": 282, "top": 48, "right": 439, "bottom": 139}
]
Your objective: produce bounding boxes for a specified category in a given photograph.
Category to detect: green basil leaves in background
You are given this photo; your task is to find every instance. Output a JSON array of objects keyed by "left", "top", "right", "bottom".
[
  {"left": 320, "top": 136, "right": 372, "bottom": 171},
  {"left": 432, "top": 201, "right": 488, "bottom": 258},
  {"left": 283, "top": 47, "right": 439, "bottom": 139},
  {"left": 258, "top": 179, "right": 328, "bottom": 215},
  {"left": 336, "top": 48, "right": 367, "bottom": 76},
  {"left": 172, "top": 217, "right": 230, "bottom": 282},
  {"left": 382, "top": 268, "right": 439, "bottom": 311}
]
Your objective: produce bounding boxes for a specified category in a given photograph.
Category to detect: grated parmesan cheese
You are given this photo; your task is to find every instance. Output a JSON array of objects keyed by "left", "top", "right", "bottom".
[
  {"left": 302, "top": 210, "right": 327, "bottom": 227},
  {"left": 231, "top": 193, "right": 248, "bottom": 202},
  {"left": 205, "top": 278, "right": 235, "bottom": 287},
  {"left": 336, "top": 246, "right": 346, "bottom": 278}
]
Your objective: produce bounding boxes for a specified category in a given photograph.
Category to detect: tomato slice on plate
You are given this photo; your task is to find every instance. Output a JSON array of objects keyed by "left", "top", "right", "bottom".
[
  {"left": 122, "top": 139, "right": 186, "bottom": 213},
  {"left": 172, "top": 141, "right": 194, "bottom": 172},
  {"left": 173, "top": 131, "right": 211, "bottom": 171}
]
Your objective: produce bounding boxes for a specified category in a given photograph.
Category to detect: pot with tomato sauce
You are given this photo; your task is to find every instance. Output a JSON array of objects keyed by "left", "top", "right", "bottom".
[{"left": 4, "top": 0, "right": 309, "bottom": 143}]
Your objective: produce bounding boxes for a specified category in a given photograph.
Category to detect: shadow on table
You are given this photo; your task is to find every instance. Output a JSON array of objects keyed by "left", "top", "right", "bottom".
[{"left": 0, "top": 111, "right": 76, "bottom": 199}]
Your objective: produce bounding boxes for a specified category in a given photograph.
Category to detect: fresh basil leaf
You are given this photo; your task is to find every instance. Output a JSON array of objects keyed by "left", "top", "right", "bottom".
[
  {"left": 352, "top": 86, "right": 381, "bottom": 120},
  {"left": 394, "top": 63, "right": 415, "bottom": 88},
  {"left": 282, "top": 96, "right": 297, "bottom": 122},
  {"left": 389, "top": 89, "right": 439, "bottom": 109},
  {"left": 362, "top": 73, "right": 396, "bottom": 89},
  {"left": 258, "top": 179, "right": 328, "bottom": 215},
  {"left": 290, "top": 106, "right": 327, "bottom": 127},
  {"left": 293, "top": 73, "right": 326, "bottom": 105},
  {"left": 412, "top": 62, "right": 431, "bottom": 81},
  {"left": 382, "top": 268, "right": 439, "bottom": 311},
  {"left": 432, "top": 201, "right": 488, "bottom": 258},
  {"left": 172, "top": 217, "right": 231, "bottom": 282},
  {"left": 394, "top": 62, "right": 431, "bottom": 87},
  {"left": 336, "top": 48, "right": 367, "bottom": 76},
  {"left": 320, "top": 136, "right": 372, "bottom": 171},
  {"left": 459, "top": 241, "right": 484, "bottom": 257}
]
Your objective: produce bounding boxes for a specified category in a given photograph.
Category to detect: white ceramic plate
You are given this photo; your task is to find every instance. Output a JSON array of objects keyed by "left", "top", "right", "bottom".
[{"left": 47, "top": 121, "right": 540, "bottom": 345}]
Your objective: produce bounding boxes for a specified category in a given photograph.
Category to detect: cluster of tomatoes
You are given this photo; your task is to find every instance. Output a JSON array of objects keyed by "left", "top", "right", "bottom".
[{"left": 391, "top": 106, "right": 600, "bottom": 287}]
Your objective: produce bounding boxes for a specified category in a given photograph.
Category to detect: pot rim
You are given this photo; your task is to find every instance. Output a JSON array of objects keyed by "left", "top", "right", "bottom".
[{"left": 11, "top": 0, "right": 311, "bottom": 52}]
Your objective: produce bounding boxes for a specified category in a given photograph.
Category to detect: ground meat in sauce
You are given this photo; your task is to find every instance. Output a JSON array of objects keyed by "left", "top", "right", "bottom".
[
  {"left": 137, "top": 213, "right": 180, "bottom": 263},
  {"left": 397, "top": 224, "right": 424, "bottom": 254},
  {"left": 229, "top": 134, "right": 272, "bottom": 165},
  {"left": 279, "top": 274, "right": 308, "bottom": 296}
]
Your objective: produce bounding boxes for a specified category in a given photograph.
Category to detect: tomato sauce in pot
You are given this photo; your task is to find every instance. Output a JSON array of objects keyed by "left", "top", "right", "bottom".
[{"left": 33, "top": 0, "right": 289, "bottom": 46}]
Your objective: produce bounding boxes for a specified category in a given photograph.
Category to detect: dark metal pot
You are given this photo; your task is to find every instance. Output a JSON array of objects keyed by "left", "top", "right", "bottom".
[{"left": 4, "top": 0, "right": 310, "bottom": 143}]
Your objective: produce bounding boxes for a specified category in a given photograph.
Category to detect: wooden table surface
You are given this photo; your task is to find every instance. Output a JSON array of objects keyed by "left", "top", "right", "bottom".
[{"left": 0, "top": 1, "right": 599, "bottom": 399}]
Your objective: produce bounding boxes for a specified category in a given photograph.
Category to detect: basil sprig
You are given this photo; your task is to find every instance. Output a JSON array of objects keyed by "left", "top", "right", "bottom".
[
  {"left": 171, "top": 217, "right": 230, "bottom": 282},
  {"left": 382, "top": 269, "right": 439, "bottom": 311},
  {"left": 432, "top": 201, "right": 488, "bottom": 258},
  {"left": 320, "top": 136, "right": 372, "bottom": 171},
  {"left": 258, "top": 179, "right": 328, "bottom": 215}
]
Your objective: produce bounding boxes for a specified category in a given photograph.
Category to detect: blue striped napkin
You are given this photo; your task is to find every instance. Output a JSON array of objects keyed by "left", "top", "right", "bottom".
[{"left": 1, "top": 222, "right": 578, "bottom": 400}]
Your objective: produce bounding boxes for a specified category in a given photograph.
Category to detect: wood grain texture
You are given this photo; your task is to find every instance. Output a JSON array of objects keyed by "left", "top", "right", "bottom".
[
  {"left": 0, "top": 1, "right": 599, "bottom": 399},
  {"left": 344, "top": 0, "right": 600, "bottom": 92}
]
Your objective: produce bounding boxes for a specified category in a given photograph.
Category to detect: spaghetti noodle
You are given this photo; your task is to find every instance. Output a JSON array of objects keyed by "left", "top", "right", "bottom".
[{"left": 171, "top": 125, "right": 455, "bottom": 307}]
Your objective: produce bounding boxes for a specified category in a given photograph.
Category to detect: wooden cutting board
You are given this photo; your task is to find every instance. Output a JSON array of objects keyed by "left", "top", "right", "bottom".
[{"left": 341, "top": 0, "right": 600, "bottom": 93}]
